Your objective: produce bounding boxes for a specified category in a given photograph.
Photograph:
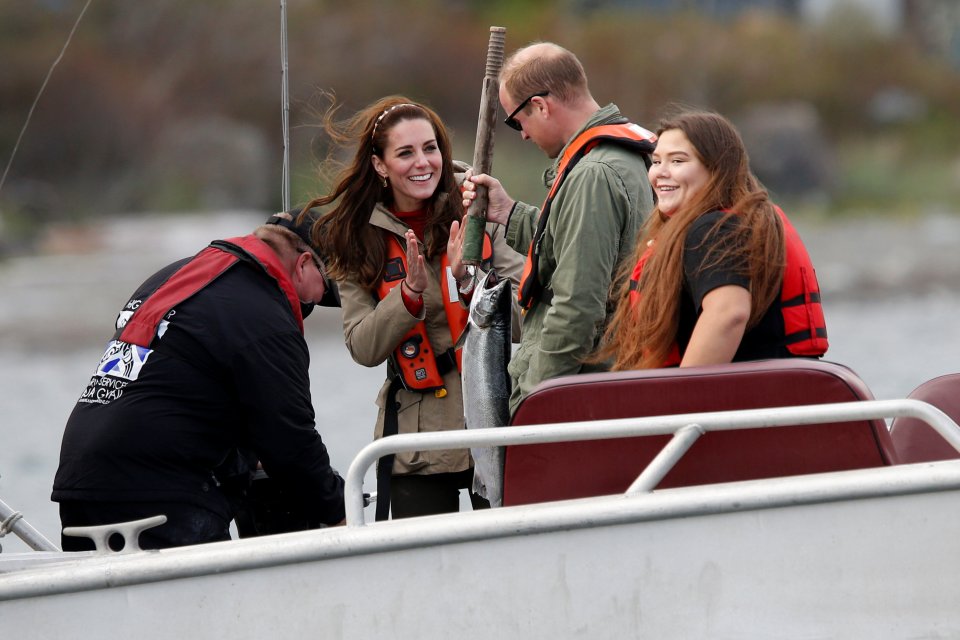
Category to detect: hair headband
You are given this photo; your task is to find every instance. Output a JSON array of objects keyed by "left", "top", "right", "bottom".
[{"left": 371, "top": 103, "right": 419, "bottom": 141}]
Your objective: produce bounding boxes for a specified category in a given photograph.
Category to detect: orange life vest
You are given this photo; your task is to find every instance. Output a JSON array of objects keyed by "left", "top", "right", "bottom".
[
  {"left": 377, "top": 231, "right": 494, "bottom": 392},
  {"left": 517, "top": 122, "right": 657, "bottom": 309},
  {"left": 628, "top": 206, "right": 828, "bottom": 365}
]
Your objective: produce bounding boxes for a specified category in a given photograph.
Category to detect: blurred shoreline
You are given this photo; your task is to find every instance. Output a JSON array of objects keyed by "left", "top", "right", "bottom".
[
  {"left": 794, "top": 212, "right": 960, "bottom": 300},
  {"left": 0, "top": 211, "right": 342, "bottom": 352}
]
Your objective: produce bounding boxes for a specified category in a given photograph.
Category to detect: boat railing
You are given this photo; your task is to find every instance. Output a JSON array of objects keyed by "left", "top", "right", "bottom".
[
  {"left": 344, "top": 398, "right": 960, "bottom": 526},
  {"left": 0, "top": 497, "right": 59, "bottom": 553}
]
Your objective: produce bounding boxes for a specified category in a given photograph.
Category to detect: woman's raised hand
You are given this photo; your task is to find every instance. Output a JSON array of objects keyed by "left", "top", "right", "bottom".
[
  {"left": 446, "top": 218, "right": 468, "bottom": 281},
  {"left": 402, "top": 229, "right": 428, "bottom": 296}
]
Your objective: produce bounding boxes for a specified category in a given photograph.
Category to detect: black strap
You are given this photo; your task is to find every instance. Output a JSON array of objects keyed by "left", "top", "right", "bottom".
[
  {"left": 375, "top": 377, "right": 404, "bottom": 521},
  {"left": 527, "top": 287, "right": 554, "bottom": 307},
  {"left": 435, "top": 348, "right": 458, "bottom": 377},
  {"left": 783, "top": 326, "right": 829, "bottom": 345},
  {"left": 782, "top": 291, "right": 822, "bottom": 307},
  {"left": 375, "top": 347, "right": 454, "bottom": 521}
]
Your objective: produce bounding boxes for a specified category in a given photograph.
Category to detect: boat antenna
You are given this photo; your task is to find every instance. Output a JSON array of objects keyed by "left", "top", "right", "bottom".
[
  {"left": 0, "top": 0, "right": 93, "bottom": 200},
  {"left": 280, "top": 0, "right": 291, "bottom": 213}
]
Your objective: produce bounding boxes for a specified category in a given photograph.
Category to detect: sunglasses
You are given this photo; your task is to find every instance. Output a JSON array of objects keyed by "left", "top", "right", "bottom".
[
  {"left": 308, "top": 252, "right": 331, "bottom": 287},
  {"left": 503, "top": 91, "right": 549, "bottom": 131}
]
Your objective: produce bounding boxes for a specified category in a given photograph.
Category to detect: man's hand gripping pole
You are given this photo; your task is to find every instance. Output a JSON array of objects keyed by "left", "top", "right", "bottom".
[{"left": 462, "top": 26, "right": 506, "bottom": 266}]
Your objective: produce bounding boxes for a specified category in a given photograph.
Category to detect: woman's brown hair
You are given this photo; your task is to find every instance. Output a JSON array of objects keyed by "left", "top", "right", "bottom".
[
  {"left": 598, "top": 110, "right": 785, "bottom": 370},
  {"left": 299, "top": 95, "right": 461, "bottom": 291}
]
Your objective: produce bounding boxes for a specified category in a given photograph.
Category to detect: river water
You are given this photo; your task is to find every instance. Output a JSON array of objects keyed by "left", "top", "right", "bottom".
[{"left": 2, "top": 210, "right": 959, "bottom": 553}]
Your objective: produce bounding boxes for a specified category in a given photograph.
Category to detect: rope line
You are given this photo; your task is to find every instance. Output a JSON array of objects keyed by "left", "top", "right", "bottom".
[
  {"left": 0, "top": 510, "right": 23, "bottom": 538},
  {"left": 0, "top": 0, "right": 94, "bottom": 199}
]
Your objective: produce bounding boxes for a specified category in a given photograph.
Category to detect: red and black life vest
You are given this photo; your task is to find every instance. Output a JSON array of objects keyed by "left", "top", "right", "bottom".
[
  {"left": 775, "top": 206, "right": 828, "bottom": 356},
  {"left": 377, "top": 231, "right": 493, "bottom": 393},
  {"left": 120, "top": 235, "right": 302, "bottom": 347},
  {"left": 517, "top": 121, "right": 657, "bottom": 309},
  {"left": 628, "top": 206, "right": 828, "bottom": 365}
]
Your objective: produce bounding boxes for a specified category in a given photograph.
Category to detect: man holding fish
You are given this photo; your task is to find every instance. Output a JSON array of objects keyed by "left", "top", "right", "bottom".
[{"left": 464, "top": 41, "right": 657, "bottom": 414}]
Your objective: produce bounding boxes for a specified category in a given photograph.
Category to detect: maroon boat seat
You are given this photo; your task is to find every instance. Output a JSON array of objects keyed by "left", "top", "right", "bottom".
[
  {"left": 889, "top": 374, "right": 960, "bottom": 463},
  {"left": 504, "top": 359, "right": 897, "bottom": 506}
]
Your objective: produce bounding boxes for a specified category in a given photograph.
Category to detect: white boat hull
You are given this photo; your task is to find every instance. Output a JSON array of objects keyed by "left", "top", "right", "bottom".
[{"left": 3, "top": 460, "right": 960, "bottom": 639}]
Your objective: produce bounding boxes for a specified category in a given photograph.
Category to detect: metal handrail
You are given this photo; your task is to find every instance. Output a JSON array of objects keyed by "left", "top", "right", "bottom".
[{"left": 344, "top": 398, "right": 960, "bottom": 526}]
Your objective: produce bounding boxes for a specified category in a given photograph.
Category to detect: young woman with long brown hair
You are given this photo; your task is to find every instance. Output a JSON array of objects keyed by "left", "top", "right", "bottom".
[
  {"left": 599, "top": 110, "right": 828, "bottom": 371},
  {"left": 300, "top": 96, "right": 522, "bottom": 519}
]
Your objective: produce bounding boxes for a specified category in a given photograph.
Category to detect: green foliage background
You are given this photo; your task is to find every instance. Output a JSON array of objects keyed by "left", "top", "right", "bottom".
[{"left": 3, "top": 0, "right": 960, "bottom": 246}]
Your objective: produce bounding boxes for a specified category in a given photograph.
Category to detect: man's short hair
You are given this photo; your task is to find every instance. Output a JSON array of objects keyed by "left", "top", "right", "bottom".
[
  {"left": 260, "top": 209, "right": 340, "bottom": 307},
  {"left": 501, "top": 42, "right": 590, "bottom": 106}
]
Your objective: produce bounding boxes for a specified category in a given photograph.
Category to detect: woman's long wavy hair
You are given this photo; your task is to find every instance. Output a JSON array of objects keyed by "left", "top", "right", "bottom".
[
  {"left": 299, "top": 95, "right": 461, "bottom": 292},
  {"left": 598, "top": 110, "right": 785, "bottom": 370}
]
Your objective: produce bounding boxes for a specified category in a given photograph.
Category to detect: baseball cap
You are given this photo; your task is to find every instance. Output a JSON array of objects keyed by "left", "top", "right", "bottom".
[{"left": 266, "top": 208, "right": 340, "bottom": 308}]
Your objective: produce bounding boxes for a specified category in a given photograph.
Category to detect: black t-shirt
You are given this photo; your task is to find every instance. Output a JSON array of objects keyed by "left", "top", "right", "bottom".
[
  {"left": 676, "top": 211, "right": 791, "bottom": 361},
  {"left": 53, "top": 251, "right": 345, "bottom": 525}
]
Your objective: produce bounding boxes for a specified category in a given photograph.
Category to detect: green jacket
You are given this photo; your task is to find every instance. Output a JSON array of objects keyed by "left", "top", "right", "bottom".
[{"left": 505, "top": 104, "right": 654, "bottom": 414}]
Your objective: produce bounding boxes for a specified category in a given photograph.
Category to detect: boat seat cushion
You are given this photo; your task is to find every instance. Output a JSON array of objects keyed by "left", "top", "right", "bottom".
[
  {"left": 889, "top": 373, "right": 960, "bottom": 463},
  {"left": 504, "top": 359, "right": 896, "bottom": 506}
]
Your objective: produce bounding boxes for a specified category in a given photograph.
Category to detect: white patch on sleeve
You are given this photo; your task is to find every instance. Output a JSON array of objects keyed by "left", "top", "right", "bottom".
[{"left": 445, "top": 266, "right": 459, "bottom": 304}]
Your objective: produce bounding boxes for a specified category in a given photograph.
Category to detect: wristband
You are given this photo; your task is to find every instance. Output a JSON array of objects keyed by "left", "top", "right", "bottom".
[
  {"left": 458, "top": 277, "right": 477, "bottom": 296},
  {"left": 506, "top": 201, "right": 518, "bottom": 228},
  {"left": 458, "top": 266, "right": 477, "bottom": 295}
]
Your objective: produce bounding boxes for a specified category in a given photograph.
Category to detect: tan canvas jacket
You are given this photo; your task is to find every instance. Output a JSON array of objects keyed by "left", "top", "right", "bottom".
[{"left": 338, "top": 203, "right": 523, "bottom": 474}]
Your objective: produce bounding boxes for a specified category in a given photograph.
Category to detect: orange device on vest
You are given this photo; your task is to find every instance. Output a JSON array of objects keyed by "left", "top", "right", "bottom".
[{"left": 377, "top": 231, "right": 493, "bottom": 392}]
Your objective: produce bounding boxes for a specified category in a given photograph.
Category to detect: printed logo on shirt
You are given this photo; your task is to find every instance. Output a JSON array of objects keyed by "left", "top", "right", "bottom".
[
  {"left": 78, "top": 341, "right": 151, "bottom": 406},
  {"left": 77, "top": 373, "right": 129, "bottom": 405},
  {"left": 116, "top": 304, "right": 173, "bottom": 331},
  {"left": 78, "top": 319, "right": 170, "bottom": 405},
  {"left": 116, "top": 310, "right": 134, "bottom": 330},
  {"left": 96, "top": 339, "right": 153, "bottom": 381}
]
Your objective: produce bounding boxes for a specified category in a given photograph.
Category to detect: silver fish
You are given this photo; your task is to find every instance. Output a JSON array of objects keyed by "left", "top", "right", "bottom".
[{"left": 460, "top": 269, "right": 513, "bottom": 507}]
